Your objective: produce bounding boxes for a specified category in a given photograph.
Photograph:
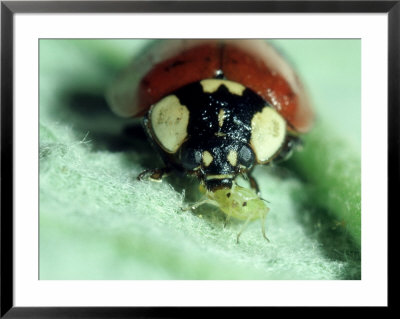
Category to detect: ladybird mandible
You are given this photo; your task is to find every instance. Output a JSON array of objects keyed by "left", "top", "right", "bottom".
[{"left": 107, "top": 40, "right": 314, "bottom": 242}]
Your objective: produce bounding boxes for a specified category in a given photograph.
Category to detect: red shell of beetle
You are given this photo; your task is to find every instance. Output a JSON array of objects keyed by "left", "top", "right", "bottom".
[{"left": 107, "top": 40, "right": 314, "bottom": 133}]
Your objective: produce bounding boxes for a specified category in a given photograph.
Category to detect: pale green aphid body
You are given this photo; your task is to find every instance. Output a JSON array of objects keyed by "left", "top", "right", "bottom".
[{"left": 190, "top": 183, "right": 270, "bottom": 243}]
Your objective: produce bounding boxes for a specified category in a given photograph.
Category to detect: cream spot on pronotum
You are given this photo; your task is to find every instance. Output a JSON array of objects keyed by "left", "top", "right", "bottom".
[
  {"left": 202, "top": 151, "right": 213, "bottom": 167},
  {"left": 250, "top": 106, "right": 286, "bottom": 163},
  {"left": 214, "top": 132, "right": 227, "bottom": 137},
  {"left": 150, "top": 95, "right": 189, "bottom": 153},
  {"left": 227, "top": 150, "right": 238, "bottom": 167},
  {"left": 200, "top": 79, "right": 246, "bottom": 96},
  {"left": 218, "top": 109, "right": 225, "bottom": 127}
]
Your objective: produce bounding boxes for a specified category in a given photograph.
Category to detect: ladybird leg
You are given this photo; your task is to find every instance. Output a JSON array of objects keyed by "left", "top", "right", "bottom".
[
  {"left": 137, "top": 167, "right": 172, "bottom": 182},
  {"left": 272, "top": 135, "right": 303, "bottom": 164},
  {"left": 248, "top": 174, "right": 261, "bottom": 196}
]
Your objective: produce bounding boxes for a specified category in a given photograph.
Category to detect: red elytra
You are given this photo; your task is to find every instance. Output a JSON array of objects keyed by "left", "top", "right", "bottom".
[{"left": 107, "top": 40, "right": 314, "bottom": 134}]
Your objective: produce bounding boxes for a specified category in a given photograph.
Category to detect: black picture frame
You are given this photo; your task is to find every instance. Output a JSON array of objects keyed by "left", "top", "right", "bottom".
[{"left": 1, "top": 1, "right": 396, "bottom": 317}]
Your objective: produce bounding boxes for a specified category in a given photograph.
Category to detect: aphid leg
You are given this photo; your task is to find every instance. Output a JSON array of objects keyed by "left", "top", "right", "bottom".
[
  {"left": 260, "top": 211, "right": 270, "bottom": 242},
  {"left": 137, "top": 167, "right": 172, "bottom": 182},
  {"left": 236, "top": 215, "right": 252, "bottom": 244},
  {"left": 223, "top": 214, "right": 232, "bottom": 228},
  {"left": 183, "top": 198, "right": 218, "bottom": 211}
]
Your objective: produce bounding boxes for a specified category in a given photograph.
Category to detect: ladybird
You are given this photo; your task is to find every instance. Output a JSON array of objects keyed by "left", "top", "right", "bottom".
[{"left": 107, "top": 40, "right": 314, "bottom": 242}]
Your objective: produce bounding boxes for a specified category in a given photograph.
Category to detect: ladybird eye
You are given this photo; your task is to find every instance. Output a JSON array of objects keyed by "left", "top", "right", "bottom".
[
  {"left": 181, "top": 148, "right": 202, "bottom": 170},
  {"left": 238, "top": 145, "right": 254, "bottom": 167}
]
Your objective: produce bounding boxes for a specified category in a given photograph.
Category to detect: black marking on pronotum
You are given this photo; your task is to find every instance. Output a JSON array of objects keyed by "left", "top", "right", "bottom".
[{"left": 174, "top": 81, "right": 267, "bottom": 145}]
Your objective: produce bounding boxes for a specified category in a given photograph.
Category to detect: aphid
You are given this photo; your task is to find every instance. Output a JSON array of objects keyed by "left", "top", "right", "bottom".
[
  {"left": 190, "top": 183, "right": 270, "bottom": 243},
  {"left": 107, "top": 40, "right": 313, "bottom": 241}
]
